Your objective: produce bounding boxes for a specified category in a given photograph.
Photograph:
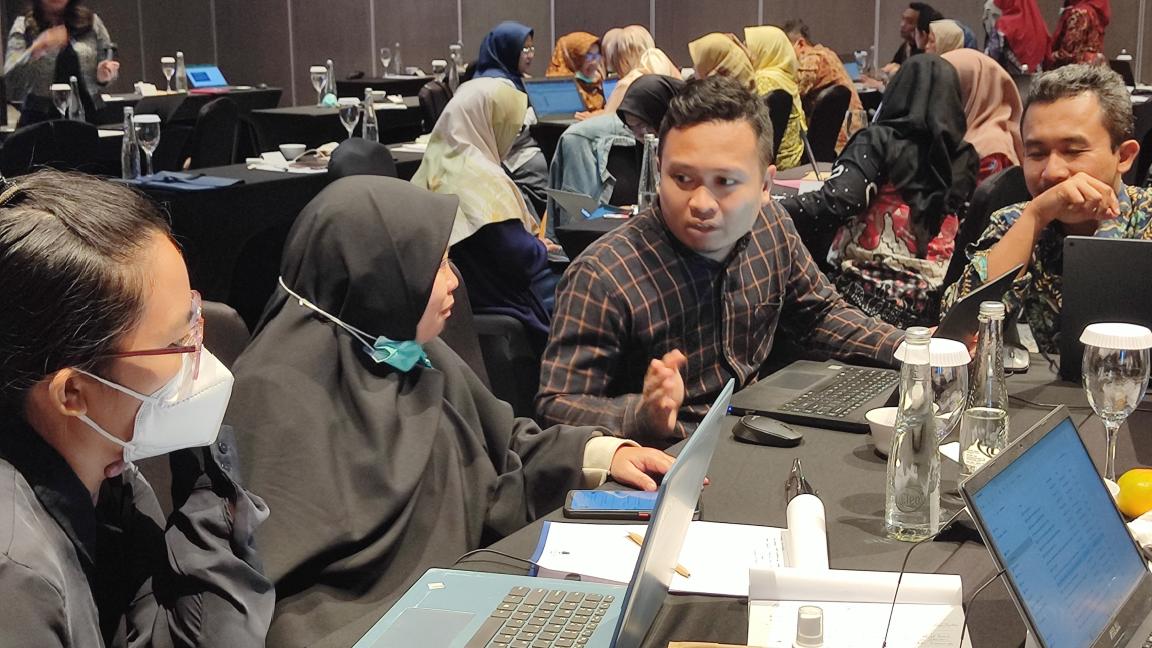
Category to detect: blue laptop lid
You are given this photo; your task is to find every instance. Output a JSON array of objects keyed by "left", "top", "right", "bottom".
[
  {"left": 603, "top": 77, "right": 619, "bottom": 98},
  {"left": 186, "top": 65, "right": 228, "bottom": 88},
  {"left": 525, "top": 79, "right": 585, "bottom": 115}
]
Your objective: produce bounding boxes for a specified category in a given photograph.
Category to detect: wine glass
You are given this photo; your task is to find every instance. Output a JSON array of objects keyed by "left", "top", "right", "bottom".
[
  {"left": 132, "top": 114, "right": 161, "bottom": 176},
  {"left": 337, "top": 98, "right": 361, "bottom": 140},
  {"left": 49, "top": 83, "right": 71, "bottom": 119},
  {"left": 379, "top": 47, "right": 392, "bottom": 76},
  {"left": 1081, "top": 323, "right": 1152, "bottom": 482},
  {"left": 309, "top": 65, "right": 328, "bottom": 105},
  {"left": 160, "top": 57, "right": 176, "bottom": 92}
]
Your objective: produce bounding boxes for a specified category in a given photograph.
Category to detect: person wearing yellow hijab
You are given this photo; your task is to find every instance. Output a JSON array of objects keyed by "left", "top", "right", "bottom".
[
  {"left": 687, "top": 33, "right": 755, "bottom": 92},
  {"left": 547, "top": 32, "right": 605, "bottom": 111},
  {"left": 744, "top": 25, "right": 807, "bottom": 170}
]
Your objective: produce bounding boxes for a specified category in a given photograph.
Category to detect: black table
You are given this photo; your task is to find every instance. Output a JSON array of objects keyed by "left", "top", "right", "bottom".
[
  {"left": 251, "top": 98, "right": 423, "bottom": 149},
  {"left": 452, "top": 358, "right": 1150, "bottom": 648},
  {"left": 337, "top": 76, "right": 434, "bottom": 99},
  {"left": 93, "top": 87, "right": 283, "bottom": 125}
]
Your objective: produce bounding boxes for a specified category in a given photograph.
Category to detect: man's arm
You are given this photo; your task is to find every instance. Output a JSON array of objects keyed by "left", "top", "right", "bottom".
[{"left": 773, "top": 205, "right": 904, "bottom": 365}]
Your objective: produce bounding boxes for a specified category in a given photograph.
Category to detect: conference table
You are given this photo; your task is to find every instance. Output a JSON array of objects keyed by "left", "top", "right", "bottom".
[
  {"left": 336, "top": 75, "right": 435, "bottom": 99},
  {"left": 91, "top": 86, "right": 284, "bottom": 125},
  {"left": 449, "top": 358, "right": 1150, "bottom": 648},
  {"left": 251, "top": 97, "right": 424, "bottom": 149}
]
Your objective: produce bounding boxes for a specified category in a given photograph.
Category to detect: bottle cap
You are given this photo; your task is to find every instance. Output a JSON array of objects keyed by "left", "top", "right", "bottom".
[
  {"left": 978, "top": 301, "right": 1005, "bottom": 318},
  {"left": 1080, "top": 322, "right": 1152, "bottom": 350},
  {"left": 793, "top": 605, "right": 824, "bottom": 648},
  {"left": 894, "top": 337, "right": 971, "bottom": 367}
]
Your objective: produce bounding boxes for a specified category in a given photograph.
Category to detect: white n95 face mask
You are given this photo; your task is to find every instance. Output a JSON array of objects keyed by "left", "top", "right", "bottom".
[{"left": 77, "top": 349, "right": 234, "bottom": 463}]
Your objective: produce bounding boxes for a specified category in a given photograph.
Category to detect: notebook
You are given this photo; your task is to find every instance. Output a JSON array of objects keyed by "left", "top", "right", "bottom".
[
  {"left": 959, "top": 406, "right": 1152, "bottom": 648},
  {"left": 352, "top": 380, "right": 735, "bottom": 648}
]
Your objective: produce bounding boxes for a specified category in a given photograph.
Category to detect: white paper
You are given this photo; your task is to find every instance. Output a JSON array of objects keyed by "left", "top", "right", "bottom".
[
  {"left": 784, "top": 495, "right": 828, "bottom": 570},
  {"left": 97, "top": 129, "right": 122, "bottom": 139},
  {"left": 390, "top": 142, "right": 428, "bottom": 153},
  {"left": 534, "top": 521, "right": 786, "bottom": 597},
  {"left": 939, "top": 442, "right": 960, "bottom": 463},
  {"left": 748, "top": 567, "right": 968, "bottom": 648},
  {"left": 797, "top": 180, "right": 824, "bottom": 195}
]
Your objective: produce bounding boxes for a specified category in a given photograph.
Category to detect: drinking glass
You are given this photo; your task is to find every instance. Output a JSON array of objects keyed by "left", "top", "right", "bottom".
[
  {"left": 132, "top": 114, "right": 161, "bottom": 176},
  {"left": 379, "top": 48, "right": 392, "bottom": 76},
  {"left": 309, "top": 65, "right": 328, "bottom": 105},
  {"left": 932, "top": 364, "right": 968, "bottom": 442},
  {"left": 1083, "top": 339, "right": 1151, "bottom": 482},
  {"left": 50, "top": 83, "right": 71, "bottom": 119},
  {"left": 337, "top": 98, "right": 361, "bottom": 140},
  {"left": 161, "top": 57, "right": 176, "bottom": 92}
]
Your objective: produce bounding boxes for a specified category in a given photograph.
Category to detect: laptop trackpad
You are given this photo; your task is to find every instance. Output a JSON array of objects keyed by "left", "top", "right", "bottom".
[
  {"left": 761, "top": 370, "right": 826, "bottom": 391},
  {"left": 368, "top": 608, "right": 474, "bottom": 647}
]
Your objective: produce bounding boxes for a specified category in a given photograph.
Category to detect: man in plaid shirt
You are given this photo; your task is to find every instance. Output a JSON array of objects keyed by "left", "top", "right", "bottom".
[{"left": 536, "top": 76, "right": 903, "bottom": 446}]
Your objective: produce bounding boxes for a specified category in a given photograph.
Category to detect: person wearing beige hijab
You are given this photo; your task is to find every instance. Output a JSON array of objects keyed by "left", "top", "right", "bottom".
[
  {"left": 602, "top": 25, "right": 679, "bottom": 114},
  {"left": 688, "top": 33, "right": 756, "bottom": 92},
  {"left": 744, "top": 25, "right": 807, "bottom": 170},
  {"left": 942, "top": 48, "right": 1022, "bottom": 182},
  {"left": 924, "top": 19, "right": 965, "bottom": 55}
]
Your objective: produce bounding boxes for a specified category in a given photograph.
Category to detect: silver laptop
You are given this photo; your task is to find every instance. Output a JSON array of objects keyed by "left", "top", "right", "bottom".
[
  {"left": 353, "top": 380, "right": 735, "bottom": 648},
  {"left": 959, "top": 406, "right": 1152, "bottom": 648}
]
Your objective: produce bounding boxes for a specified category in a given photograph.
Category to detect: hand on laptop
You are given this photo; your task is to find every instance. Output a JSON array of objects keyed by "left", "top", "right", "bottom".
[
  {"left": 1028, "top": 172, "right": 1120, "bottom": 231},
  {"left": 610, "top": 446, "right": 675, "bottom": 491},
  {"left": 638, "top": 350, "right": 687, "bottom": 439}
]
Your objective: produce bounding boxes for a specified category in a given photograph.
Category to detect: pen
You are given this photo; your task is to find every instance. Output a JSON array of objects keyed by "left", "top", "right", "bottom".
[{"left": 626, "top": 532, "right": 690, "bottom": 578}]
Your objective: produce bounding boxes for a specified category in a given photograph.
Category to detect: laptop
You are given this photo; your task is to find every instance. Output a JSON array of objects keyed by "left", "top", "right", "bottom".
[
  {"left": 353, "top": 380, "right": 736, "bottom": 648},
  {"left": 1059, "top": 237, "right": 1152, "bottom": 382},
  {"left": 525, "top": 78, "right": 586, "bottom": 118},
  {"left": 186, "top": 64, "right": 229, "bottom": 89},
  {"left": 729, "top": 360, "right": 899, "bottom": 434},
  {"left": 959, "top": 406, "right": 1152, "bottom": 648},
  {"left": 842, "top": 61, "right": 861, "bottom": 82},
  {"left": 603, "top": 77, "right": 619, "bottom": 98}
]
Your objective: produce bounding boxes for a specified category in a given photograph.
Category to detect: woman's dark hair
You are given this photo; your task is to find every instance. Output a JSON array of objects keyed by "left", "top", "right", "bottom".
[
  {"left": 659, "top": 75, "right": 775, "bottom": 168},
  {"left": 23, "top": 0, "right": 93, "bottom": 39},
  {"left": 0, "top": 170, "right": 172, "bottom": 415}
]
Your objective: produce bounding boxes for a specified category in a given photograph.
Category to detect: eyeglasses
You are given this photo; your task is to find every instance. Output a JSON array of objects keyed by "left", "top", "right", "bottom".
[
  {"left": 522, "top": 46, "right": 536, "bottom": 54},
  {"left": 100, "top": 290, "right": 204, "bottom": 379}
]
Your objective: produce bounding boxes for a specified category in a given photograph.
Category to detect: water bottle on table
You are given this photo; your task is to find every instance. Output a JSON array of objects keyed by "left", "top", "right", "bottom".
[
  {"left": 885, "top": 326, "right": 940, "bottom": 541},
  {"left": 959, "top": 302, "right": 1010, "bottom": 479},
  {"left": 362, "top": 88, "right": 379, "bottom": 143}
]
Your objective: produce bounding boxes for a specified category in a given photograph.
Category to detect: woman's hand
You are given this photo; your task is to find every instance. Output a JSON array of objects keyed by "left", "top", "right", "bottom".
[
  {"left": 29, "top": 25, "right": 68, "bottom": 59},
  {"left": 609, "top": 446, "right": 675, "bottom": 491},
  {"left": 97, "top": 59, "right": 120, "bottom": 83}
]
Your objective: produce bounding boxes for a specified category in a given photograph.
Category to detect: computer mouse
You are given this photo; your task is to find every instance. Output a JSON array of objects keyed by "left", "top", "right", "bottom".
[
  {"left": 732, "top": 415, "right": 803, "bottom": 447},
  {"left": 1003, "top": 345, "right": 1030, "bottom": 373}
]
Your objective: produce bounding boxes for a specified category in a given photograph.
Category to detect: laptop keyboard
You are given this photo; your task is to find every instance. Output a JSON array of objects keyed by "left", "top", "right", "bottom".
[
  {"left": 465, "top": 586, "right": 615, "bottom": 648},
  {"left": 776, "top": 367, "right": 899, "bottom": 418}
]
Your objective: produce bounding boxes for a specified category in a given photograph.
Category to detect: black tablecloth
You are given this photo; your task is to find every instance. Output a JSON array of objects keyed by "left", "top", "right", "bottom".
[
  {"left": 337, "top": 76, "right": 434, "bottom": 99},
  {"left": 251, "top": 98, "right": 423, "bottom": 149},
  {"left": 453, "top": 358, "right": 1151, "bottom": 648},
  {"left": 92, "top": 87, "right": 283, "bottom": 125}
]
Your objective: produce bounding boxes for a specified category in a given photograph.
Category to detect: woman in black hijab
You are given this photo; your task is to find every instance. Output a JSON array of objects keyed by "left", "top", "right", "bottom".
[
  {"left": 615, "top": 75, "right": 686, "bottom": 140},
  {"left": 778, "top": 54, "right": 979, "bottom": 328},
  {"left": 225, "top": 176, "right": 674, "bottom": 648}
]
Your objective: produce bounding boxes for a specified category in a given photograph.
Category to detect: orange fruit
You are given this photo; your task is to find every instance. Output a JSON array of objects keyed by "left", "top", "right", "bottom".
[{"left": 1116, "top": 468, "right": 1152, "bottom": 518}]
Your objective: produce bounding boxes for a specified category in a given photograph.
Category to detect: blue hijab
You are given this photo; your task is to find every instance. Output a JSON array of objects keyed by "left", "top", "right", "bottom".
[{"left": 475, "top": 21, "right": 533, "bottom": 91}]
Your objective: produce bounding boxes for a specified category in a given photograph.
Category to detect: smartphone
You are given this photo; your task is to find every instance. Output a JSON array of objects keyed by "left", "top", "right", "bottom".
[{"left": 562, "top": 490, "right": 699, "bottom": 520}]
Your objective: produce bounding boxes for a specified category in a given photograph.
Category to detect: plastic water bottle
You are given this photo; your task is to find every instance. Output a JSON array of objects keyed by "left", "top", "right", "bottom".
[
  {"left": 362, "top": 88, "right": 379, "bottom": 142},
  {"left": 174, "top": 51, "right": 187, "bottom": 92},
  {"left": 885, "top": 327, "right": 940, "bottom": 542},
  {"left": 447, "top": 43, "right": 462, "bottom": 91},
  {"left": 959, "top": 302, "right": 1010, "bottom": 478},
  {"left": 325, "top": 59, "right": 336, "bottom": 101},
  {"left": 120, "top": 106, "right": 140, "bottom": 180},
  {"left": 67, "top": 75, "right": 85, "bottom": 122},
  {"left": 637, "top": 133, "right": 658, "bottom": 213},
  {"left": 393, "top": 42, "right": 403, "bottom": 76}
]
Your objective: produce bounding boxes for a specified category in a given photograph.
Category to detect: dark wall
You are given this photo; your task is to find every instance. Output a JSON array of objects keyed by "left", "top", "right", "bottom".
[{"left": 5, "top": 0, "right": 1147, "bottom": 108}]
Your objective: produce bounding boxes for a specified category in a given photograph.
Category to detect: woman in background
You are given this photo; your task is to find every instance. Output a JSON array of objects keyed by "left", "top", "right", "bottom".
[
  {"left": 982, "top": 0, "right": 1049, "bottom": 74},
  {"left": 942, "top": 48, "right": 1022, "bottom": 181},
  {"left": 547, "top": 31, "right": 605, "bottom": 112},
  {"left": 688, "top": 33, "right": 756, "bottom": 92},
  {"left": 4, "top": 0, "right": 119, "bottom": 124},
  {"left": 744, "top": 25, "right": 807, "bottom": 170},
  {"left": 1047, "top": 0, "right": 1110, "bottom": 69},
  {"left": 923, "top": 19, "right": 966, "bottom": 55},
  {"left": 601, "top": 25, "right": 679, "bottom": 114},
  {"left": 475, "top": 20, "right": 535, "bottom": 90},
  {"left": 615, "top": 74, "right": 686, "bottom": 140}
]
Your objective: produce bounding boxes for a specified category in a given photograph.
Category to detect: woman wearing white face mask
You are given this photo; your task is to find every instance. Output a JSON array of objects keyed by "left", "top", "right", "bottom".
[{"left": 0, "top": 170, "right": 273, "bottom": 645}]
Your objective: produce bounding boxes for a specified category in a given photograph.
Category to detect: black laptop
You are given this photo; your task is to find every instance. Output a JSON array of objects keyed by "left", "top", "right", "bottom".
[{"left": 1059, "top": 237, "right": 1152, "bottom": 381}]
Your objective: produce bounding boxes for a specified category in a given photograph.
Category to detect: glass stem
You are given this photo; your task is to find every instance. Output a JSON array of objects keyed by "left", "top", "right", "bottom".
[
  {"left": 144, "top": 151, "right": 153, "bottom": 176},
  {"left": 1104, "top": 419, "right": 1121, "bottom": 482}
]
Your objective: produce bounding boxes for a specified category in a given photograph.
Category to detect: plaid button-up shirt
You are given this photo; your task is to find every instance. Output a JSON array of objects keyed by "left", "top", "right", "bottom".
[{"left": 537, "top": 201, "right": 904, "bottom": 444}]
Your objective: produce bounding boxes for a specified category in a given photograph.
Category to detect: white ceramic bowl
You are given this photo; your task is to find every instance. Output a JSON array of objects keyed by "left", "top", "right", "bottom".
[
  {"left": 279, "top": 143, "right": 306, "bottom": 161},
  {"left": 866, "top": 407, "right": 899, "bottom": 458}
]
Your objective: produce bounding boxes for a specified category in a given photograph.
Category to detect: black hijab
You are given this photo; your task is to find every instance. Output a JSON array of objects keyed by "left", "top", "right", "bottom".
[
  {"left": 327, "top": 138, "right": 398, "bottom": 180},
  {"left": 229, "top": 176, "right": 594, "bottom": 647},
  {"left": 839, "top": 54, "right": 978, "bottom": 255},
  {"left": 615, "top": 75, "right": 686, "bottom": 132}
]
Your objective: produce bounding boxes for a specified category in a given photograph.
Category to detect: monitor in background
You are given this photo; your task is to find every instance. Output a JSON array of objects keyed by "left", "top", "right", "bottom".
[
  {"left": 525, "top": 78, "right": 586, "bottom": 116},
  {"left": 961, "top": 408, "right": 1152, "bottom": 648},
  {"left": 185, "top": 65, "right": 228, "bottom": 88},
  {"left": 842, "top": 61, "right": 861, "bottom": 81}
]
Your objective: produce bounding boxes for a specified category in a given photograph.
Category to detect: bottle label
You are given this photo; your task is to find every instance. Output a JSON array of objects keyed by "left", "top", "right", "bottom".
[{"left": 895, "top": 485, "right": 926, "bottom": 512}]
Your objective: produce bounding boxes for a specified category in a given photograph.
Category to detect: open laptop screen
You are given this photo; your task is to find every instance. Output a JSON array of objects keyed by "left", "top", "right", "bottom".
[
  {"left": 186, "top": 65, "right": 228, "bottom": 88},
  {"left": 969, "top": 416, "right": 1146, "bottom": 648},
  {"left": 525, "top": 80, "right": 585, "bottom": 115}
]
